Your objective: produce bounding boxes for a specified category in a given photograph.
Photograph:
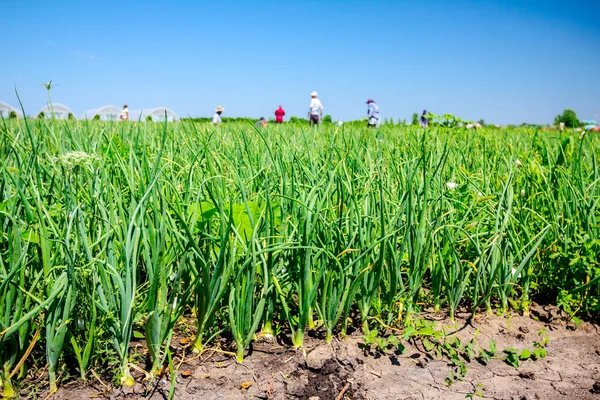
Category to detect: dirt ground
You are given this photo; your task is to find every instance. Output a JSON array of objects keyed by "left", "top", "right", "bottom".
[{"left": 44, "top": 305, "right": 600, "bottom": 400}]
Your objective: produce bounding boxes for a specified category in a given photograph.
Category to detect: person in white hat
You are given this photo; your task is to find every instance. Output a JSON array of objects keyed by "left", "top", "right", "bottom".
[
  {"left": 308, "top": 91, "right": 323, "bottom": 125},
  {"left": 212, "top": 106, "right": 224, "bottom": 125}
]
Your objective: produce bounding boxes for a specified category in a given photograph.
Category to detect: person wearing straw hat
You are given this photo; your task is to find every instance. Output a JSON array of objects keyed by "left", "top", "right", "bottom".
[
  {"left": 308, "top": 91, "right": 323, "bottom": 125},
  {"left": 366, "top": 99, "right": 380, "bottom": 128},
  {"left": 212, "top": 106, "right": 224, "bottom": 125}
]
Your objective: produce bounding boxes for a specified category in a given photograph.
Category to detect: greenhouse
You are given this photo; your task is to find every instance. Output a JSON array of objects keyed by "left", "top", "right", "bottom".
[
  {"left": 0, "top": 101, "right": 22, "bottom": 118},
  {"left": 80, "top": 105, "right": 122, "bottom": 121},
  {"left": 36, "top": 103, "right": 76, "bottom": 119},
  {"left": 130, "top": 107, "right": 179, "bottom": 122}
]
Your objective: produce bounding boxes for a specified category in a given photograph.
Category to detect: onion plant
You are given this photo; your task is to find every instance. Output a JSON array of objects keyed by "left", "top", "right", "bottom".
[{"left": 0, "top": 114, "right": 598, "bottom": 396}]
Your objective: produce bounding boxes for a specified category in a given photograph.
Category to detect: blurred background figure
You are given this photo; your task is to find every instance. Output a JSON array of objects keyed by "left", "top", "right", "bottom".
[
  {"left": 120, "top": 104, "right": 129, "bottom": 121},
  {"left": 420, "top": 109, "right": 429, "bottom": 128},
  {"left": 255, "top": 117, "right": 267, "bottom": 128},
  {"left": 308, "top": 91, "right": 323, "bottom": 125},
  {"left": 275, "top": 105, "right": 285, "bottom": 123},
  {"left": 366, "top": 99, "right": 380, "bottom": 128},
  {"left": 213, "top": 106, "right": 224, "bottom": 125}
]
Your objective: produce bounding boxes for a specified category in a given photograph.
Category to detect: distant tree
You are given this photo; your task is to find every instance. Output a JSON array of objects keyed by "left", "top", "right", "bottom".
[
  {"left": 93, "top": 115, "right": 100, "bottom": 121},
  {"left": 477, "top": 119, "right": 485, "bottom": 126},
  {"left": 68, "top": 113, "right": 75, "bottom": 120},
  {"left": 411, "top": 112, "right": 419, "bottom": 125},
  {"left": 322, "top": 114, "right": 333, "bottom": 124},
  {"left": 146, "top": 116, "right": 153, "bottom": 122},
  {"left": 554, "top": 109, "right": 580, "bottom": 128},
  {"left": 9, "top": 111, "right": 17, "bottom": 119},
  {"left": 38, "top": 112, "right": 45, "bottom": 119}
]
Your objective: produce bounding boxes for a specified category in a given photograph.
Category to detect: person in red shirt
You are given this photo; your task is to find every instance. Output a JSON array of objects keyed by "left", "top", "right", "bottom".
[{"left": 274, "top": 105, "right": 285, "bottom": 123}]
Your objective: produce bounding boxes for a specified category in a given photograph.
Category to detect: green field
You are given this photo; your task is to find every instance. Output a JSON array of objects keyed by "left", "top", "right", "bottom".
[{"left": 1, "top": 118, "right": 598, "bottom": 396}]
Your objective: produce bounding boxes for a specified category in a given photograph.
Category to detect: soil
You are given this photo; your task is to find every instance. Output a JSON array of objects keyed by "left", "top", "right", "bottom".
[{"left": 35, "top": 306, "right": 600, "bottom": 399}]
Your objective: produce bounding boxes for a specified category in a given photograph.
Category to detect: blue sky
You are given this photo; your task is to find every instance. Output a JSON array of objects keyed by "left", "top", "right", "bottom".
[{"left": 1, "top": 0, "right": 599, "bottom": 124}]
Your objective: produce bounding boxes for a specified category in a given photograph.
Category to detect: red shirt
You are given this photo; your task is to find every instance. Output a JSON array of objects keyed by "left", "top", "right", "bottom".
[{"left": 275, "top": 107, "right": 285, "bottom": 122}]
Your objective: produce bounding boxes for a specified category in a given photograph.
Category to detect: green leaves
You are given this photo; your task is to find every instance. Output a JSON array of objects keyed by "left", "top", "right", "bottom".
[
  {"left": 503, "top": 340, "right": 548, "bottom": 367},
  {"left": 0, "top": 114, "right": 598, "bottom": 395},
  {"left": 519, "top": 349, "right": 532, "bottom": 360},
  {"left": 422, "top": 338, "right": 436, "bottom": 352},
  {"left": 503, "top": 349, "right": 520, "bottom": 368},
  {"left": 189, "top": 200, "right": 281, "bottom": 242}
]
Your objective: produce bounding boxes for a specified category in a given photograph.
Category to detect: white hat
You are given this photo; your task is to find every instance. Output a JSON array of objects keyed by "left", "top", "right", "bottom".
[
  {"left": 310, "top": 91, "right": 318, "bottom": 97},
  {"left": 215, "top": 106, "right": 224, "bottom": 112}
]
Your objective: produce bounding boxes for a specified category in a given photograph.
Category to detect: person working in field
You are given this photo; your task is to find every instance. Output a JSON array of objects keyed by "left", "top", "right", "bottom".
[
  {"left": 212, "top": 106, "right": 224, "bottom": 125},
  {"left": 120, "top": 104, "right": 129, "bottom": 121},
  {"left": 275, "top": 105, "right": 285, "bottom": 123},
  {"left": 255, "top": 117, "right": 267, "bottom": 128},
  {"left": 420, "top": 110, "right": 429, "bottom": 128},
  {"left": 308, "top": 91, "right": 323, "bottom": 125},
  {"left": 366, "top": 99, "right": 380, "bottom": 128}
]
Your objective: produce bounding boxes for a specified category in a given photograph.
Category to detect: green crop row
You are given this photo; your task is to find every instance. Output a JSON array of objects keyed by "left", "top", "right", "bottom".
[{"left": 0, "top": 117, "right": 598, "bottom": 396}]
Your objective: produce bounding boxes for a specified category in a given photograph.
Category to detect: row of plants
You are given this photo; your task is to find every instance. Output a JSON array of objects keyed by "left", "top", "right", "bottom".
[{"left": 0, "top": 117, "right": 598, "bottom": 396}]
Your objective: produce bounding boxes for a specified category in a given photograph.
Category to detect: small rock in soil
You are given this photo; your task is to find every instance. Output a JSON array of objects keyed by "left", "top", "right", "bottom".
[
  {"left": 529, "top": 305, "right": 550, "bottom": 322},
  {"left": 322, "top": 359, "right": 340, "bottom": 375},
  {"left": 240, "top": 381, "right": 252, "bottom": 390},
  {"left": 547, "top": 306, "right": 562, "bottom": 321},
  {"left": 285, "top": 374, "right": 309, "bottom": 396},
  {"left": 416, "top": 358, "right": 430, "bottom": 368},
  {"left": 306, "top": 344, "right": 335, "bottom": 370},
  {"left": 180, "top": 370, "right": 192, "bottom": 378},
  {"left": 519, "top": 371, "right": 535, "bottom": 380}
]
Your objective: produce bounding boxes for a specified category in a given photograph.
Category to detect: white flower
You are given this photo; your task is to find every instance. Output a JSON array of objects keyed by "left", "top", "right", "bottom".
[
  {"left": 520, "top": 189, "right": 525, "bottom": 197},
  {"left": 54, "top": 151, "right": 98, "bottom": 168},
  {"left": 446, "top": 182, "right": 459, "bottom": 190},
  {"left": 515, "top": 159, "right": 522, "bottom": 167}
]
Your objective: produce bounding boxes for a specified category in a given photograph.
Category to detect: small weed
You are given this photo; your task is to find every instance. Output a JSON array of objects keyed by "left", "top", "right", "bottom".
[
  {"left": 465, "top": 383, "right": 485, "bottom": 399},
  {"left": 362, "top": 329, "right": 406, "bottom": 354}
]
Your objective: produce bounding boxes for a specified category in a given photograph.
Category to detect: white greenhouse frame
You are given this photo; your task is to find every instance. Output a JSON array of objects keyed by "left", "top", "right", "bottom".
[
  {"left": 36, "top": 103, "right": 76, "bottom": 119},
  {"left": 130, "top": 107, "right": 179, "bottom": 122},
  {"left": 0, "top": 101, "right": 23, "bottom": 118},
  {"left": 80, "top": 105, "right": 122, "bottom": 121}
]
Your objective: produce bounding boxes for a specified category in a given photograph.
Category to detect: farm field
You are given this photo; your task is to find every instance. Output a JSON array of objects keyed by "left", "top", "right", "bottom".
[{"left": 1, "top": 118, "right": 599, "bottom": 399}]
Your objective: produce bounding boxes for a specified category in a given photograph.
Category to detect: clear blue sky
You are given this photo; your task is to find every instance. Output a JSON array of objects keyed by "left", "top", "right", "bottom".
[{"left": 1, "top": 0, "right": 599, "bottom": 124}]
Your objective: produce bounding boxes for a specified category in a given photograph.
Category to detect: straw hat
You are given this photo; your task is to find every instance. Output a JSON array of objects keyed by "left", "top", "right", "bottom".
[
  {"left": 310, "top": 91, "right": 318, "bottom": 97},
  {"left": 215, "top": 106, "right": 224, "bottom": 112}
]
